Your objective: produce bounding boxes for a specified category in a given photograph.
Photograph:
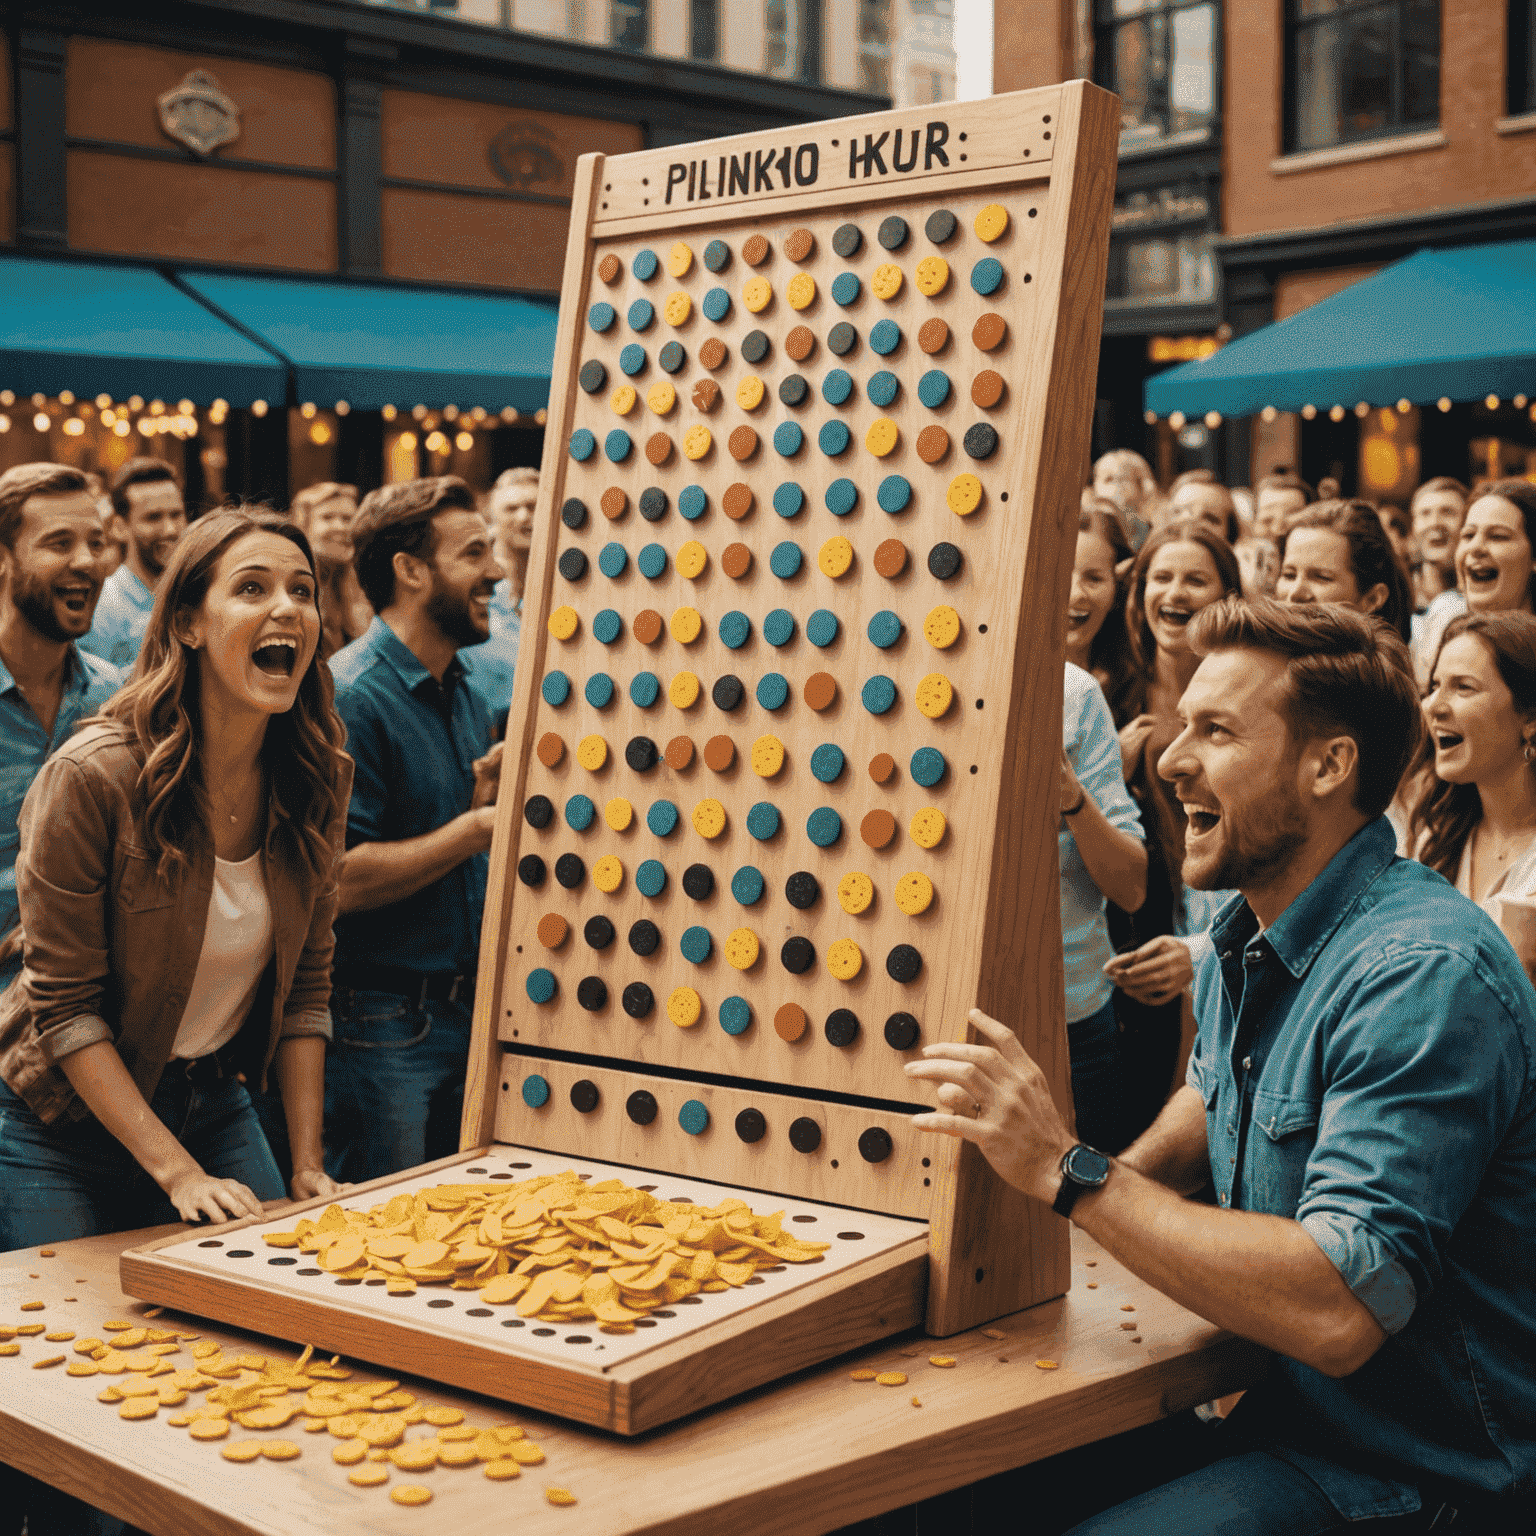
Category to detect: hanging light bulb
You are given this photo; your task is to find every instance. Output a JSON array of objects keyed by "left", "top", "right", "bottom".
[
  {"left": 455, "top": 431, "right": 474, "bottom": 452},
  {"left": 1204, "top": 410, "right": 1222, "bottom": 429},
  {"left": 382, "top": 404, "right": 398, "bottom": 421},
  {"left": 1301, "top": 404, "right": 1317, "bottom": 420},
  {"left": 1260, "top": 406, "right": 1278, "bottom": 423},
  {"left": 1168, "top": 411, "right": 1186, "bottom": 430},
  {"left": 1438, "top": 397, "right": 1452, "bottom": 413}
]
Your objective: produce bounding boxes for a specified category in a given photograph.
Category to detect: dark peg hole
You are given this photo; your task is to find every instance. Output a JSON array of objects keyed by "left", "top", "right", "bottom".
[
  {"left": 635, "top": 1319, "right": 658, "bottom": 1328},
  {"left": 970, "top": 765, "right": 978, "bottom": 774},
  {"left": 976, "top": 1268, "right": 986, "bottom": 1283},
  {"left": 792, "top": 1213, "right": 818, "bottom": 1222},
  {"left": 226, "top": 1250, "right": 254, "bottom": 1259},
  {"left": 467, "top": 1308, "right": 493, "bottom": 1317},
  {"left": 922, "top": 1158, "right": 931, "bottom": 1168},
  {"left": 502, "top": 1319, "right": 526, "bottom": 1328},
  {"left": 297, "top": 1268, "right": 322, "bottom": 1276},
  {"left": 830, "top": 1159, "right": 839, "bottom": 1169},
  {"left": 677, "top": 1295, "right": 703, "bottom": 1306},
  {"left": 334, "top": 1277, "right": 362, "bottom": 1287},
  {"left": 365, "top": 1278, "right": 386, "bottom": 1286},
  {"left": 565, "top": 1335, "right": 593, "bottom": 1344},
  {"left": 1029, "top": 208, "right": 1037, "bottom": 217},
  {"left": 427, "top": 1298, "right": 454, "bottom": 1309},
  {"left": 532, "top": 1328, "right": 556, "bottom": 1337},
  {"left": 976, "top": 699, "right": 984, "bottom": 709},
  {"left": 510, "top": 1161, "right": 533, "bottom": 1168},
  {"left": 466, "top": 1166, "right": 487, "bottom": 1174},
  {"left": 198, "top": 1240, "right": 224, "bottom": 1248},
  {"left": 268, "top": 1257, "right": 297, "bottom": 1266},
  {"left": 1000, "top": 492, "right": 1009, "bottom": 502},
  {"left": 978, "top": 624, "right": 988, "bottom": 634},
  {"left": 924, "top": 1178, "right": 931, "bottom": 1186},
  {"left": 836, "top": 1232, "right": 866, "bottom": 1241}
]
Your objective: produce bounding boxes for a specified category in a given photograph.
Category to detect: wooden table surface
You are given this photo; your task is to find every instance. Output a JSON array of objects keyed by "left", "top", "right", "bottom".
[{"left": 0, "top": 1222, "right": 1266, "bottom": 1536}]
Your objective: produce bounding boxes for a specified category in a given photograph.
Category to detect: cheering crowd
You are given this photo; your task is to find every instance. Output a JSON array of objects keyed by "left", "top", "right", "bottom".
[{"left": 0, "top": 444, "right": 1533, "bottom": 1533}]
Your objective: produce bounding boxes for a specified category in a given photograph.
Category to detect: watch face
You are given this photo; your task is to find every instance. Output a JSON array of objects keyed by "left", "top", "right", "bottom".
[{"left": 1065, "top": 1144, "right": 1111, "bottom": 1186}]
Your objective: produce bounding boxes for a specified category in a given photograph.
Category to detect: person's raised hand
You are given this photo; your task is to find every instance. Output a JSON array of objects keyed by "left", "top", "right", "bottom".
[
  {"left": 164, "top": 1171, "right": 266, "bottom": 1225},
  {"left": 471, "top": 740, "right": 505, "bottom": 809},
  {"left": 290, "top": 1167, "right": 347, "bottom": 1203},
  {"left": 1103, "top": 934, "right": 1194, "bottom": 1006},
  {"left": 904, "top": 1008, "right": 1076, "bottom": 1203}
]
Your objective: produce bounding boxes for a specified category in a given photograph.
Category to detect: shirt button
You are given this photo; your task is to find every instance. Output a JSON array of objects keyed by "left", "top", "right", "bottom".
[
  {"left": 1219, "top": 1191, "right": 1228, "bottom": 1205},
  {"left": 1242, "top": 1055, "right": 1252, "bottom": 1071},
  {"left": 1228, "top": 1156, "right": 1235, "bottom": 1164}
]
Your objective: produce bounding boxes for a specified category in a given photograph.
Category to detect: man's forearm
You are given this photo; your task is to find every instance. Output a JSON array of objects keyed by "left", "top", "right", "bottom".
[
  {"left": 338, "top": 809, "right": 494, "bottom": 914},
  {"left": 1070, "top": 794, "right": 1147, "bottom": 913},
  {"left": 1115, "top": 1085, "right": 1212, "bottom": 1194}
]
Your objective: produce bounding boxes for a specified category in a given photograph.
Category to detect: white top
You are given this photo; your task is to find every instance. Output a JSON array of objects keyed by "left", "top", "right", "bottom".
[
  {"left": 1455, "top": 833, "right": 1536, "bottom": 983},
  {"left": 172, "top": 850, "right": 274, "bottom": 1060}
]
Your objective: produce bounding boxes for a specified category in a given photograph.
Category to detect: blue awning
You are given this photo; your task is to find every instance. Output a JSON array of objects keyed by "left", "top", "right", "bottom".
[
  {"left": 178, "top": 272, "right": 559, "bottom": 413},
  {"left": 1145, "top": 239, "right": 1536, "bottom": 419},
  {"left": 0, "top": 256, "right": 287, "bottom": 407}
]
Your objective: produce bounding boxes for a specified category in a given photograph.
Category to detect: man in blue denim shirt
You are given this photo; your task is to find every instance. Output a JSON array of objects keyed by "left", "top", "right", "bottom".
[
  {"left": 908, "top": 600, "right": 1536, "bottom": 1533},
  {"left": 323, "top": 476, "right": 504, "bottom": 1184}
]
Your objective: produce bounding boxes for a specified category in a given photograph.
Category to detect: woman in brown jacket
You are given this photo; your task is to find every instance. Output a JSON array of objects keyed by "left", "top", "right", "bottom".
[{"left": 0, "top": 507, "right": 352, "bottom": 1245}]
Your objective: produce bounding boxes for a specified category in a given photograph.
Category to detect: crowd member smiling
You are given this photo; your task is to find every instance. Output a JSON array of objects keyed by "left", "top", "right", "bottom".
[
  {"left": 1066, "top": 505, "right": 1138, "bottom": 725},
  {"left": 1274, "top": 499, "right": 1413, "bottom": 642},
  {"left": 1091, "top": 448, "right": 1160, "bottom": 550},
  {"left": 1456, "top": 478, "right": 1536, "bottom": 617}
]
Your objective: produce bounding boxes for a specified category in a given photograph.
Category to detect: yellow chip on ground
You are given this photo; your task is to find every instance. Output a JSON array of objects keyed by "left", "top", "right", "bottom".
[
  {"left": 15, "top": 1324, "right": 45, "bottom": 1337},
  {"left": 668, "top": 987, "right": 702, "bottom": 1029},
  {"left": 786, "top": 272, "right": 816, "bottom": 310},
  {"left": 546, "top": 1488, "right": 577, "bottom": 1506},
  {"left": 895, "top": 872, "right": 935, "bottom": 915},
  {"left": 947, "top": 474, "right": 983, "bottom": 516},
  {"left": 19, "top": 1302, "right": 43, "bottom": 1312},
  {"left": 975, "top": 203, "right": 1010, "bottom": 242},
  {"left": 485, "top": 1459, "right": 522, "bottom": 1481},
  {"left": 167, "top": 1412, "right": 194, "bottom": 1427},
  {"left": 724, "top": 928, "right": 760, "bottom": 970},
  {"left": 333, "top": 1439, "right": 368, "bottom": 1465},
  {"left": 751, "top": 734, "right": 785, "bottom": 776},
  {"left": 189, "top": 1417, "right": 230, "bottom": 1441},
  {"left": 668, "top": 240, "right": 693, "bottom": 277},
  {"left": 609, "top": 384, "right": 637, "bottom": 416},
  {"left": 66, "top": 1360, "right": 98, "bottom": 1377},
  {"left": 818, "top": 536, "right": 854, "bottom": 578},
  {"left": 910, "top": 808, "right": 947, "bottom": 849},
  {"left": 118, "top": 1397, "right": 158, "bottom": 1420},
  {"left": 221, "top": 1441, "right": 263, "bottom": 1462},
  {"left": 547, "top": 605, "right": 579, "bottom": 641},
  {"left": 871, "top": 263, "right": 903, "bottom": 300},
  {"left": 604, "top": 797, "right": 634, "bottom": 831},
  {"left": 1034, "top": 1359, "right": 1060, "bottom": 1370},
  {"left": 837, "top": 872, "right": 874, "bottom": 915},
  {"left": 669, "top": 670, "right": 701, "bottom": 708},
  {"left": 827, "top": 938, "right": 863, "bottom": 980},
  {"left": 576, "top": 734, "right": 608, "bottom": 772},
  {"left": 101, "top": 1320, "right": 132, "bottom": 1331},
  {"left": 436, "top": 1425, "right": 477, "bottom": 1443},
  {"left": 664, "top": 290, "right": 692, "bottom": 326},
  {"left": 865, "top": 417, "right": 899, "bottom": 457},
  {"left": 388, "top": 1441, "right": 438, "bottom": 1471},
  {"left": 929, "top": 1355, "right": 957, "bottom": 1368},
  {"left": 507, "top": 1441, "right": 547, "bottom": 1465},
  {"left": 915, "top": 256, "right": 949, "bottom": 296},
  {"left": 95, "top": 1386, "right": 122, "bottom": 1401},
  {"left": 0, "top": 1344, "right": 17, "bottom": 1358},
  {"left": 671, "top": 605, "right": 703, "bottom": 643},
  {"left": 647, "top": 380, "right": 676, "bottom": 415},
  {"left": 915, "top": 672, "right": 954, "bottom": 718},
  {"left": 31, "top": 1354, "right": 64, "bottom": 1369},
  {"left": 348, "top": 1464, "right": 389, "bottom": 1486},
  {"left": 683, "top": 424, "right": 712, "bottom": 460},
  {"left": 742, "top": 276, "right": 772, "bottom": 313},
  {"left": 437, "top": 1441, "right": 480, "bottom": 1468},
  {"left": 676, "top": 539, "right": 708, "bottom": 579},
  {"left": 875, "top": 1371, "right": 908, "bottom": 1386},
  {"left": 593, "top": 855, "right": 624, "bottom": 894},
  {"left": 735, "top": 375, "right": 765, "bottom": 410},
  {"left": 849, "top": 1369, "right": 878, "bottom": 1381},
  {"left": 44, "top": 1330, "right": 74, "bottom": 1342},
  {"left": 262, "top": 1441, "right": 302, "bottom": 1461},
  {"left": 924, "top": 604, "right": 961, "bottom": 648},
  {"left": 692, "top": 798, "right": 726, "bottom": 838}
]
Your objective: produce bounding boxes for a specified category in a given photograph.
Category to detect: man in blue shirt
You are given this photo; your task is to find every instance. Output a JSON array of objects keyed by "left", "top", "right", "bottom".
[
  {"left": 0, "top": 463, "right": 121, "bottom": 993},
  {"left": 466, "top": 466, "right": 535, "bottom": 727},
  {"left": 79, "top": 457, "right": 186, "bottom": 669},
  {"left": 908, "top": 600, "right": 1536, "bottom": 1532},
  {"left": 325, "top": 475, "right": 504, "bottom": 1182}
]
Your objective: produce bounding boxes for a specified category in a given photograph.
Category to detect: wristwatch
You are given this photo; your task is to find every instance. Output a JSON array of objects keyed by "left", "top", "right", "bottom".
[{"left": 1052, "top": 1143, "right": 1111, "bottom": 1217}]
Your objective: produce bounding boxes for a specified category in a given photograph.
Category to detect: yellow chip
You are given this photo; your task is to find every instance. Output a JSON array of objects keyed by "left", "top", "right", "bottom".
[
  {"left": 910, "top": 807, "right": 947, "bottom": 849},
  {"left": 676, "top": 540, "right": 708, "bottom": 579},
  {"left": 302, "top": 1417, "right": 328, "bottom": 1433},
  {"left": 947, "top": 474, "right": 983, "bottom": 516},
  {"left": 837, "top": 872, "right": 874, "bottom": 915},
  {"left": 871, "top": 263, "right": 903, "bottom": 300},
  {"left": 167, "top": 1413, "right": 194, "bottom": 1427},
  {"left": 576, "top": 734, "right": 608, "bottom": 772},
  {"left": 929, "top": 1355, "right": 957, "bottom": 1368},
  {"left": 546, "top": 1487, "right": 577, "bottom": 1506},
  {"left": 604, "top": 796, "right": 634, "bottom": 832},
  {"left": 189, "top": 1417, "right": 230, "bottom": 1441},
  {"left": 220, "top": 1441, "right": 263, "bottom": 1462},
  {"left": 95, "top": 1386, "right": 122, "bottom": 1402},
  {"left": 751, "top": 734, "right": 785, "bottom": 777},
  {"left": 101, "top": 1320, "right": 133, "bottom": 1331},
  {"left": 668, "top": 240, "right": 693, "bottom": 277},
  {"left": 547, "top": 605, "right": 579, "bottom": 641},
  {"left": 44, "top": 1330, "right": 74, "bottom": 1342},
  {"left": 975, "top": 203, "right": 1010, "bottom": 242},
  {"left": 915, "top": 672, "right": 954, "bottom": 718},
  {"left": 0, "top": 1344, "right": 17, "bottom": 1357},
  {"left": 875, "top": 1371, "right": 908, "bottom": 1386},
  {"left": 19, "top": 1302, "right": 43, "bottom": 1312},
  {"left": 670, "top": 605, "right": 703, "bottom": 643},
  {"left": 865, "top": 417, "right": 899, "bottom": 457},
  {"left": 646, "top": 380, "right": 676, "bottom": 415},
  {"left": 894, "top": 872, "right": 935, "bottom": 916},
  {"left": 742, "top": 276, "right": 772, "bottom": 313},
  {"left": 669, "top": 670, "right": 701, "bottom": 708},
  {"left": 668, "top": 987, "right": 702, "bottom": 1029},
  {"left": 31, "top": 1354, "right": 64, "bottom": 1369},
  {"left": 14, "top": 1324, "right": 45, "bottom": 1337},
  {"left": 786, "top": 272, "right": 816, "bottom": 310},
  {"left": 724, "top": 928, "right": 760, "bottom": 970},
  {"left": 664, "top": 290, "right": 692, "bottom": 326},
  {"left": 437, "top": 1441, "right": 480, "bottom": 1468},
  {"left": 484, "top": 1459, "right": 522, "bottom": 1481},
  {"left": 818, "top": 536, "right": 854, "bottom": 578},
  {"left": 507, "top": 1442, "right": 547, "bottom": 1465},
  {"left": 348, "top": 1464, "right": 389, "bottom": 1487},
  {"left": 435, "top": 1424, "right": 476, "bottom": 1442},
  {"left": 683, "top": 424, "right": 713, "bottom": 460},
  {"left": 357, "top": 1413, "right": 408, "bottom": 1448},
  {"left": 827, "top": 938, "right": 863, "bottom": 980},
  {"left": 609, "top": 384, "right": 637, "bottom": 416},
  {"left": 924, "top": 605, "right": 961, "bottom": 648},
  {"left": 66, "top": 1361, "right": 99, "bottom": 1377},
  {"left": 593, "top": 855, "right": 624, "bottom": 894},
  {"left": 118, "top": 1397, "right": 158, "bottom": 1420},
  {"left": 1034, "top": 1358, "right": 1060, "bottom": 1370},
  {"left": 263, "top": 1441, "right": 302, "bottom": 1461},
  {"left": 388, "top": 1441, "right": 438, "bottom": 1472},
  {"left": 332, "top": 1438, "right": 368, "bottom": 1465},
  {"left": 692, "top": 798, "right": 726, "bottom": 839},
  {"left": 735, "top": 375, "right": 765, "bottom": 410},
  {"left": 849, "top": 1369, "right": 878, "bottom": 1381},
  {"left": 915, "top": 256, "right": 949, "bottom": 296}
]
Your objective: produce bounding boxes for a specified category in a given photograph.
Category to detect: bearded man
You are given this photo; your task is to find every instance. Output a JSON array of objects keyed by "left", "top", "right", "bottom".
[
  {"left": 324, "top": 476, "right": 504, "bottom": 1181},
  {"left": 909, "top": 600, "right": 1536, "bottom": 1534}
]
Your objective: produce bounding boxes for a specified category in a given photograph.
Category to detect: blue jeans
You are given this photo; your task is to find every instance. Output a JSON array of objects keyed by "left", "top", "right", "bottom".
[
  {"left": 323, "top": 990, "right": 472, "bottom": 1184},
  {"left": 0, "top": 1069, "right": 283, "bottom": 1250},
  {"left": 1067, "top": 997, "right": 1124, "bottom": 1155}
]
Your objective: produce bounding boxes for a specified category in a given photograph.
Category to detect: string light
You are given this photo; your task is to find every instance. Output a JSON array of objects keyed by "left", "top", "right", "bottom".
[
  {"left": 95, "top": 393, "right": 112, "bottom": 409},
  {"left": 177, "top": 399, "right": 194, "bottom": 415},
  {"left": 32, "top": 412, "right": 50, "bottom": 432},
  {"left": 150, "top": 400, "right": 165, "bottom": 415},
  {"left": 535, "top": 408, "right": 548, "bottom": 425},
  {"left": 425, "top": 430, "right": 449, "bottom": 454},
  {"left": 1260, "top": 406, "right": 1278, "bottom": 423},
  {"left": 58, "top": 390, "right": 75, "bottom": 405},
  {"left": 0, "top": 414, "right": 10, "bottom": 433},
  {"left": 443, "top": 404, "right": 459, "bottom": 421},
  {"left": 1203, "top": 410, "right": 1221, "bottom": 429},
  {"left": 62, "top": 418, "right": 84, "bottom": 436},
  {"left": 1354, "top": 402, "right": 1370, "bottom": 417},
  {"left": 335, "top": 401, "right": 350, "bottom": 415},
  {"left": 1143, "top": 409, "right": 1158, "bottom": 425},
  {"left": 398, "top": 431, "right": 418, "bottom": 451},
  {"left": 300, "top": 402, "right": 317, "bottom": 419},
  {"left": 471, "top": 406, "right": 487, "bottom": 422},
  {"left": 0, "top": 391, "right": 14, "bottom": 407},
  {"left": 455, "top": 431, "right": 474, "bottom": 452},
  {"left": 112, "top": 419, "right": 130, "bottom": 437},
  {"left": 1302, "top": 404, "right": 1317, "bottom": 419},
  {"left": 309, "top": 421, "right": 332, "bottom": 445},
  {"left": 1516, "top": 395, "right": 1529, "bottom": 409},
  {"left": 251, "top": 399, "right": 268, "bottom": 417},
  {"left": 128, "top": 396, "right": 144, "bottom": 411},
  {"left": 1486, "top": 395, "right": 1501, "bottom": 410},
  {"left": 1438, "top": 397, "right": 1452, "bottom": 413},
  {"left": 31, "top": 393, "right": 46, "bottom": 407},
  {"left": 382, "top": 404, "right": 398, "bottom": 421},
  {"left": 1168, "top": 411, "right": 1186, "bottom": 430},
  {"left": 500, "top": 407, "right": 519, "bottom": 424},
  {"left": 411, "top": 404, "right": 428, "bottom": 420},
  {"left": 1397, "top": 398, "right": 1411, "bottom": 413}
]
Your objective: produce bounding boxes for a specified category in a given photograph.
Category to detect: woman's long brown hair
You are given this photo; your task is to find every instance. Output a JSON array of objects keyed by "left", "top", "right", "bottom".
[
  {"left": 97, "top": 507, "right": 348, "bottom": 882},
  {"left": 1407, "top": 610, "right": 1536, "bottom": 880}
]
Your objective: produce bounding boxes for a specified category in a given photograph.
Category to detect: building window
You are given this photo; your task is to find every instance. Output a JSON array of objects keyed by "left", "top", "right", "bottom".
[
  {"left": 1094, "top": 0, "right": 1217, "bottom": 150},
  {"left": 1105, "top": 182, "right": 1217, "bottom": 307},
  {"left": 858, "top": 0, "right": 891, "bottom": 93},
  {"left": 691, "top": 0, "right": 719, "bottom": 60},
  {"left": 610, "top": 0, "right": 647, "bottom": 51},
  {"left": 764, "top": 0, "right": 823, "bottom": 82},
  {"left": 1285, "top": 0, "right": 1440, "bottom": 153},
  {"left": 1511, "top": 1, "right": 1536, "bottom": 115}
]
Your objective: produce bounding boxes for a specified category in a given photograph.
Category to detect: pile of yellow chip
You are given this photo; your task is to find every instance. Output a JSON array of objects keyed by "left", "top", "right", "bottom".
[{"left": 259, "top": 1172, "right": 830, "bottom": 1331}]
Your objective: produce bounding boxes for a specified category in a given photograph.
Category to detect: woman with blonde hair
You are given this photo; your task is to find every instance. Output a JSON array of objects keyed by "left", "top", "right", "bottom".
[
  {"left": 1091, "top": 448, "right": 1160, "bottom": 549},
  {"left": 291, "top": 481, "right": 372, "bottom": 659}
]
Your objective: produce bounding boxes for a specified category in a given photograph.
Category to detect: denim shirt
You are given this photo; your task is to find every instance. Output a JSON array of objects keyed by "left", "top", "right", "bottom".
[
  {"left": 78, "top": 563, "right": 155, "bottom": 670},
  {"left": 1188, "top": 817, "right": 1536, "bottom": 1516},
  {"left": 329, "top": 616, "right": 492, "bottom": 976}
]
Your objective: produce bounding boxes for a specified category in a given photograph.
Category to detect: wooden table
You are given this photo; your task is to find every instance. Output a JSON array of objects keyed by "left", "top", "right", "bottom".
[{"left": 0, "top": 1223, "right": 1266, "bottom": 1536}]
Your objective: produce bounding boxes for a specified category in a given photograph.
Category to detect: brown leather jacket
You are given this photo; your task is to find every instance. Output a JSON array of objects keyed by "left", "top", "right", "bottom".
[{"left": 0, "top": 722, "right": 352, "bottom": 1124}]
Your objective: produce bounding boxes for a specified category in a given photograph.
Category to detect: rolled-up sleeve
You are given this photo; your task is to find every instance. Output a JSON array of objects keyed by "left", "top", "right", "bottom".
[
  {"left": 1072, "top": 675, "right": 1144, "bottom": 839},
  {"left": 334, "top": 686, "right": 390, "bottom": 850},
  {"left": 1297, "top": 946, "right": 1525, "bottom": 1334},
  {"left": 279, "top": 756, "right": 354, "bottom": 1042},
  {"left": 15, "top": 755, "right": 116, "bottom": 1061}
]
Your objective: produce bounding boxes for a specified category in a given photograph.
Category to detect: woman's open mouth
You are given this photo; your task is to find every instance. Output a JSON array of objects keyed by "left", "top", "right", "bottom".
[{"left": 252, "top": 637, "right": 298, "bottom": 677}]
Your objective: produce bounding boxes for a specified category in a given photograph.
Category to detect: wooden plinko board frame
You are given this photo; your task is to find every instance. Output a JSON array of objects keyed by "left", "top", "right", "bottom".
[{"left": 463, "top": 81, "right": 1118, "bottom": 1346}]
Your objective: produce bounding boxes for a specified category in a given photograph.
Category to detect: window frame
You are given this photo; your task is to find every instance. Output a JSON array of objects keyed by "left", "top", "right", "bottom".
[
  {"left": 1510, "top": 0, "right": 1536, "bottom": 116},
  {"left": 1092, "top": 0, "right": 1222, "bottom": 152}
]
